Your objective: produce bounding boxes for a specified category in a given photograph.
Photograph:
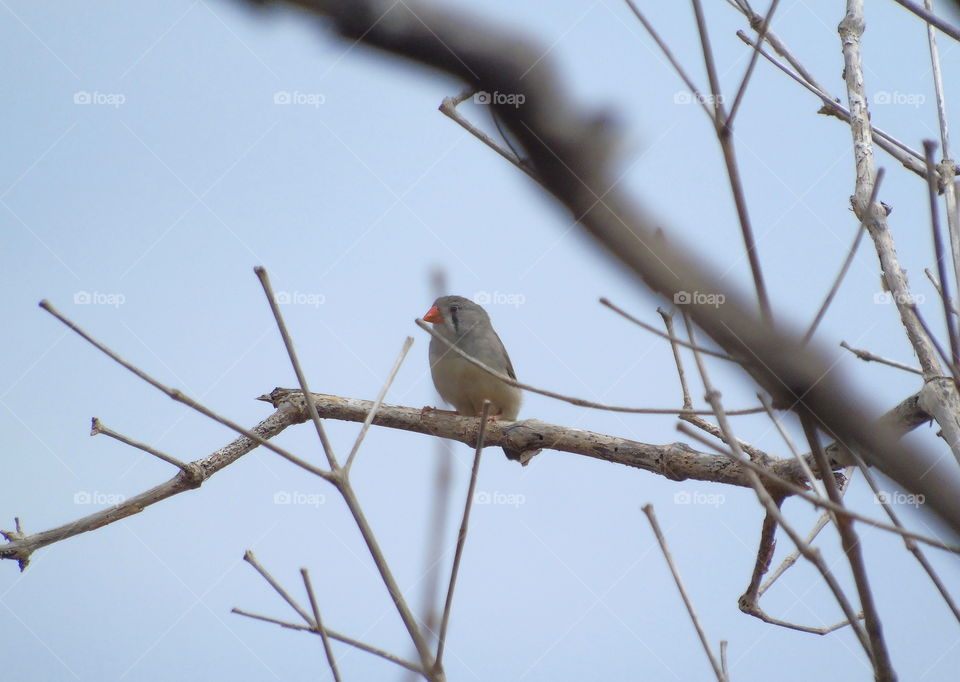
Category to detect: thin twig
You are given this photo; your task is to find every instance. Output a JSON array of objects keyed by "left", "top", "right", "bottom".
[
  {"left": 758, "top": 513, "right": 830, "bottom": 596},
  {"left": 38, "top": 300, "right": 335, "bottom": 482},
  {"left": 923, "top": 141, "right": 960, "bottom": 368},
  {"left": 439, "top": 94, "right": 535, "bottom": 180},
  {"left": 90, "top": 417, "right": 192, "bottom": 474},
  {"left": 302, "top": 568, "right": 343, "bottom": 682},
  {"left": 643, "top": 504, "right": 726, "bottom": 682},
  {"left": 231, "top": 608, "right": 423, "bottom": 674},
  {"left": 909, "top": 303, "right": 960, "bottom": 387},
  {"left": 691, "top": 0, "right": 771, "bottom": 321},
  {"left": 924, "top": 268, "right": 956, "bottom": 314},
  {"left": 920, "top": 0, "right": 960, "bottom": 300},
  {"left": 622, "top": 0, "right": 715, "bottom": 119},
  {"left": 803, "top": 168, "right": 883, "bottom": 343},
  {"left": 416, "top": 318, "right": 759, "bottom": 415},
  {"left": 255, "top": 271, "right": 436, "bottom": 671},
  {"left": 658, "top": 307, "right": 694, "bottom": 409},
  {"left": 603, "top": 298, "right": 737, "bottom": 361},
  {"left": 678, "top": 422, "right": 868, "bottom": 644},
  {"left": 679, "top": 313, "right": 773, "bottom": 463},
  {"left": 675, "top": 420, "right": 958, "bottom": 553},
  {"left": 682, "top": 315, "right": 870, "bottom": 649},
  {"left": 244, "top": 550, "right": 314, "bottom": 625},
  {"left": 345, "top": 336, "right": 414, "bottom": 471},
  {"left": 727, "top": 0, "right": 781, "bottom": 124},
  {"left": 734, "top": 31, "right": 933, "bottom": 179},
  {"left": 800, "top": 414, "right": 894, "bottom": 680},
  {"left": 889, "top": 0, "right": 960, "bottom": 41},
  {"left": 435, "top": 401, "right": 490, "bottom": 669},
  {"left": 839, "top": 341, "right": 923, "bottom": 375},
  {"left": 847, "top": 449, "right": 960, "bottom": 624},
  {"left": 757, "top": 394, "right": 819, "bottom": 492},
  {"left": 256, "top": 266, "right": 340, "bottom": 471}
]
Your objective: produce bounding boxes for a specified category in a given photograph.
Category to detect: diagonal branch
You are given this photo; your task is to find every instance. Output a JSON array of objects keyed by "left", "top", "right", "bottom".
[{"left": 277, "top": 0, "right": 960, "bottom": 533}]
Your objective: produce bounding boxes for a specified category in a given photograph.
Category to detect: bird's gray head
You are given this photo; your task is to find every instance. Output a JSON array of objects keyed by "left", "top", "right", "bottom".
[{"left": 423, "top": 295, "right": 491, "bottom": 339}]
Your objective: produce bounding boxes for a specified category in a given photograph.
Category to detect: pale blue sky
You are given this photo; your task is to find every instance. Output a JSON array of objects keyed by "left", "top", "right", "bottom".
[{"left": 3, "top": 1, "right": 960, "bottom": 680}]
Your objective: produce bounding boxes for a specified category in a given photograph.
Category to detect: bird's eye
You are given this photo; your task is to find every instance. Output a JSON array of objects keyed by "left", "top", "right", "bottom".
[{"left": 449, "top": 305, "right": 460, "bottom": 313}]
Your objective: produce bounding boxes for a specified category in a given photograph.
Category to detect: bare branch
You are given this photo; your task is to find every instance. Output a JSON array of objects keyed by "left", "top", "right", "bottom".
[
  {"left": 0, "top": 407, "right": 299, "bottom": 569},
  {"left": 230, "top": 608, "right": 423, "bottom": 674},
  {"left": 643, "top": 504, "right": 726, "bottom": 681},
  {"left": 839, "top": 341, "right": 923, "bottom": 375},
  {"left": 345, "top": 336, "right": 414, "bottom": 471},
  {"left": 803, "top": 169, "right": 881, "bottom": 343},
  {"left": 801, "top": 414, "right": 895, "bottom": 680},
  {"left": 256, "top": 266, "right": 340, "bottom": 470},
  {"left": 923, "top": 141, "right": 960, "bottom": 367},
  {"left": 302, "top": 568, "right": 343, "bottom": 682},
  {"left": 435, "top": 401, "right": 489, "bottom": 669},
  {"left": 417, "top": 317, "right": 757, "bottom": 415},
  {"left": 603, "top": 298, "right": 737, "bottom": 362},
  {"left": 90, "top": 417, "right": 193, "bottom": 474},
  {"left": 282, "top": 0, "right": 960, "bottom": 532},
  {"left": 889, "top": 0, "right": 960, "bottom": 41},
  {"left": 38, "top": 299, "right": 335, "bottom": 482}
]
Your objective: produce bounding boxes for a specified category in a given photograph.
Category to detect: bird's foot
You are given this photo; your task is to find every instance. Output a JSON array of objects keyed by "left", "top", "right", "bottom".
[{"left": 420, "top": 406, "right": 459, "bottom": 416}]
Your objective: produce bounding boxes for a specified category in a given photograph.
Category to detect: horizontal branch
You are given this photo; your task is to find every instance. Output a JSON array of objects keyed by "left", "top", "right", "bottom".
[
  {"left": 0, "top": 388, "right": 933, "bottom": 570},
  {"left": 257, "top": 388, "right": 929, "bottom": 490}
]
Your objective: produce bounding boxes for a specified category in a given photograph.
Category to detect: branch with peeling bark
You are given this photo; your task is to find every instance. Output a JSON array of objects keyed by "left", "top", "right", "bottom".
[{"left": 0, "top": 385, "right": 936, "bottom": 570}]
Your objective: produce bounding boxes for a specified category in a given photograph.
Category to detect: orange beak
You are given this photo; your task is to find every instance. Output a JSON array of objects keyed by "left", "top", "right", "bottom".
[{"left": 423, "top": 304, "right": 442, "bottom": 323}]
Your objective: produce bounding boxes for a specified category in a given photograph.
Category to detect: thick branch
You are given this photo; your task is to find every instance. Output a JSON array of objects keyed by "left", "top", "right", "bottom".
[{"left": 0, "top": 389, "right": 937, "bottom": 569}]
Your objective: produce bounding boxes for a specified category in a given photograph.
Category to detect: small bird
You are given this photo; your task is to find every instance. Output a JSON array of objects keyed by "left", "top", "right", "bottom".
[{"left": 423, "top": 295, "right": 524, "bottom": 461}]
